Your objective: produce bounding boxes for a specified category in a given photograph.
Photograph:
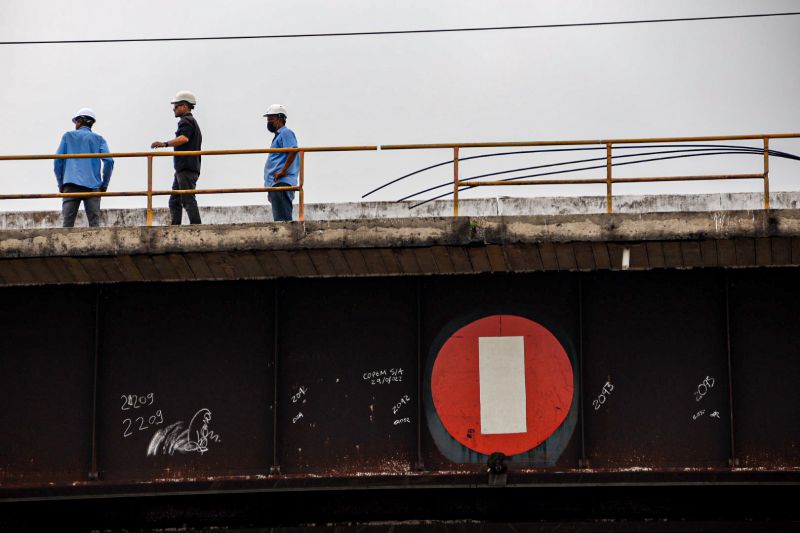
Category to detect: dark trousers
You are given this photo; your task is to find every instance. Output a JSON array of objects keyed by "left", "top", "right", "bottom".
[
  {"left": 169, "top": 170, "right": 201, "bottom": 225},
  {"left": 268, "top": 183, "right": 295, "bottom": 222},
  {"left": 62, "top": 183, "right": 101, "bottom": 228}
]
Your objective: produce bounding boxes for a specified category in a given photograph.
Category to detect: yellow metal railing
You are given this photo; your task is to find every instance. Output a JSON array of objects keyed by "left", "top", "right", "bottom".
[
  {"left": 382, "top": 133, "right": 800, "bottom": 216},
  {"left": 1, "top": 134, "right": 799, "bottom": 222},
  {"left": 0, "top": 146, "right": 377, "bottom": 225}
]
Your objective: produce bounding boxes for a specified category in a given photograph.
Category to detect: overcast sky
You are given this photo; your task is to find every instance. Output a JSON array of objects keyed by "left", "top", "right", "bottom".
[{"left": 2, "top": 0, "right": 799, "bottom": 213}]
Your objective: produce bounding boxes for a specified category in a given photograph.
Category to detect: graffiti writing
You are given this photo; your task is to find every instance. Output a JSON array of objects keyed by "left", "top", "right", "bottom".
[
  {"left": 363, "top": 368, "right": 404, "bottom": 385},
  {"left": 120, "top": 392, "right": 155, "bottom": 410},
  {"left": 592, "top": 381, "right": 614, "bottom": 411},
  {"left": 122, "top": 410, "right": 164, "bottom": 438},
  {"left": 694, "top": 376, "right": 715, "bottom": 402},
  {"left": 291, "top": 386, "right": 308, "bottom": 403},
  {"left": 147, "top": 408, "right": 221, "bottom": 456},
  {"left": 392, "top": 395, "right": 411, "bottom": 415}
]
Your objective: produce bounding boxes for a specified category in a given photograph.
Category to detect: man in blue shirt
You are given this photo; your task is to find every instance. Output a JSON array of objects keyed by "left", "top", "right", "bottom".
[
  {"left": 54, "top": 108, "right": 114, "bottom": 227},
  {"left": 263, "top": 104, "right": 299, "bottom": 222}
]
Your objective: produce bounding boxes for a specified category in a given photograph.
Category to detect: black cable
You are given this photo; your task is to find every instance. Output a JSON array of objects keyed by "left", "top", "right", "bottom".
[
  {"left": 408, "top": 149, "right": 799, "bottom": 209},
  {"left": 409, "top": 150, "right": 747, "bottom": 208},
  {"left": 2, "top": 12, "right": 799, "bottom": 46},
  {"left": 410, "top": 148, "right": 800, "bottom": 208},
  {"left": 398, "top": 146, "right": 772, "bottom": 201},
  {"left": 363, "top": 146, "right": 601, "bottom": 198},
  {"left": 365, "top": 143, "right": 785, "bottom": 199}
]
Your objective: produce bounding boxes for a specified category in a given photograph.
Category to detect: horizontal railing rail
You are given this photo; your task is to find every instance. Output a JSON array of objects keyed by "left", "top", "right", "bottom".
[
  {"left": 2, "top": 134, "right": 799, "bottom": 223},
  {"left": 0, "top": 146, "right": 377, "bottom": 225}
]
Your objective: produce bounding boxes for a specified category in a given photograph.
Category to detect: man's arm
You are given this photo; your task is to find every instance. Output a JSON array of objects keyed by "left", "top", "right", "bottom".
[
  {"left": 54, "top": 135, "right": 67, "bottom": 192},
  {"left": 274, "top": 152, "right": 297, "bottom": 181},
  {"left": 152, "top": 117, "right": 193, "bottom": 149},
  {"left": 99, "top": 137, "right": 114, "bottom": 191},
  {"left": 274, "top": 130, "right": 298, "bottom": 181},
  {"left": 150, "top": 135, "right": 189, "bottom": 149}
]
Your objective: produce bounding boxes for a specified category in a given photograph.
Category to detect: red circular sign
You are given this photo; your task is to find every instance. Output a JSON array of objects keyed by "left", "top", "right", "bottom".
[{"left": 431, "top": 314, "right": 573, "bottom": 456}]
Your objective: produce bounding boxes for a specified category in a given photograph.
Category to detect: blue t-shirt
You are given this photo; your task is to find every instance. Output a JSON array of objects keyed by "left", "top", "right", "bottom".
[
  {"left": 54, "top": 127, "right": 114, "bottom": 190},
  {"left": 264, "top": 126, "right": 299, "bottom": 187}
]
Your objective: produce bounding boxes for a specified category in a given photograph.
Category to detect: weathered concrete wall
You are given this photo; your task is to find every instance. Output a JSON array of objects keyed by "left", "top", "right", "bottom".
[
  {"left": 1, "top": 209, "right": 799, "bottom": 259},
  {"left": 2, "top": 192, "right": 798, "bottom": 229},
  {"left": 2, "top": 196, "right": 799, "bottom": 286}
]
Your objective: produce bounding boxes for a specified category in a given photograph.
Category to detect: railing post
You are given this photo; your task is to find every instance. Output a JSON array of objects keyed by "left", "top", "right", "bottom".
[
  {"left": 146, "top": 155, "right": 154, "bottom": 226},
  {"left": 763, "top": 137, "right": 770, "bottom": 210},
  {"left": 298, "top": 149, "right": 305, "bottom": 222},
  {"left": 606, "top": 143, "right": 613, "bottom": 214},
  {"left": 453, "top": 146, "right": 460, "bottom": 217}
]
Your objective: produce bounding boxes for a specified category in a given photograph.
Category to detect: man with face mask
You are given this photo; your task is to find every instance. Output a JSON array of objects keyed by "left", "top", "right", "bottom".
[{"left": 263, "top": 104, "right": 299, "bottom": 222}]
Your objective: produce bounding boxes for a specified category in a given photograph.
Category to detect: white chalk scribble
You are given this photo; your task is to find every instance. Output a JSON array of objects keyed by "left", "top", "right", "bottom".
[{"left": 147, "top": 408, "right": 220, "bottom": 456}]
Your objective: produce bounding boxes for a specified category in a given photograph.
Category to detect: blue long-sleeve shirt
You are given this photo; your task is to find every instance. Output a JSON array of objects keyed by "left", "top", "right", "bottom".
[
  {"left": 54, "top": 126, "right": 114, "bottom": 190},
  {"left": 264, "top": 126, "right": 299, "bottom": 187}
]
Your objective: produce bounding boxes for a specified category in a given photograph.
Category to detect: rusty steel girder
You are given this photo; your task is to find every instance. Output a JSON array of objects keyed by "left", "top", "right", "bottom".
[{"left": 0, "top": 269, "right": 798, "bottom": 515}]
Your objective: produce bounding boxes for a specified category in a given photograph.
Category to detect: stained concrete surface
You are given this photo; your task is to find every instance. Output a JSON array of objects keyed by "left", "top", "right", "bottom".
[
  {"left": 1, "top": 208, "right": 798, "bottom": 260},
  {"left": 1, "top": 191, "right": 798, "bottom": 230}
]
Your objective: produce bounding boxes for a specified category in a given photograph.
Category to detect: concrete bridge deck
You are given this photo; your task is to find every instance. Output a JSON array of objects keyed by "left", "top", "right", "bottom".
[
  {"left": 0, "top": 194, "right": 799, "bottom": 286},
  {"left": 2, "top": 191, "right": 800, "bottom": 229}
]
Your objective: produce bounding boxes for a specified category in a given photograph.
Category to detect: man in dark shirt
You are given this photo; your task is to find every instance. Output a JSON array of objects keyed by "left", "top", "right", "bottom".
[{"left": 151, "top": 91, "right": 203, "bottom": 224}]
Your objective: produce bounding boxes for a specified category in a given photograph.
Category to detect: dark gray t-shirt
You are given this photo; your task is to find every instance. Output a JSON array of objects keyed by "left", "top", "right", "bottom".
[{"left": 174, "top": 113, "right": 202, "bottom": 173}]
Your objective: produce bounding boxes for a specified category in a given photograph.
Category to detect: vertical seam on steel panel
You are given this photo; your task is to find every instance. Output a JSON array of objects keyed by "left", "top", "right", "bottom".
[
  {"left": 89, "top": 286, "right": 100, "bottom": 480},
  {"left": 415, "top": 278, "right": 425, "bottom": 470},
  {"left": 725, "top": 271, "right": 738, "bottom": 467},
  {"left": 578, "top": 275, "right": 587, "bottom": 468},
  {"left": 271, "top": 280, "right": 280, "bottom": 474}
]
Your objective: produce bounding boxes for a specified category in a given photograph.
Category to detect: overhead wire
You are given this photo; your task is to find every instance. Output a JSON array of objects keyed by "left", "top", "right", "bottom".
[{"left": 2, "top": 12, "right": 799, "bottom": 45}]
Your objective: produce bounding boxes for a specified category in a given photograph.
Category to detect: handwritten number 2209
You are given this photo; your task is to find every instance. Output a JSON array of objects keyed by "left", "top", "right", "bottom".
[{"left": 122, "top": 410, "right": 164, "bottom": 438}]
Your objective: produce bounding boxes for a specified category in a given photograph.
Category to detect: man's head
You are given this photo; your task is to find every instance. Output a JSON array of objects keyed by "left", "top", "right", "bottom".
[
  {"left": 72, "top": 107, "right": 96, "bottom": 129},
  {"left": 263, "top": 104, "right": 288, "bottom": 133},
  {"left": 170, "top": 91, "right": 197, "bottom": 117}
]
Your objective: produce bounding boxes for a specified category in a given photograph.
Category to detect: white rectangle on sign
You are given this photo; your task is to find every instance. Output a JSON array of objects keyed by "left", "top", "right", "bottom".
[{"left": 478, "top": 336, "right": 527, "bottom": 435}]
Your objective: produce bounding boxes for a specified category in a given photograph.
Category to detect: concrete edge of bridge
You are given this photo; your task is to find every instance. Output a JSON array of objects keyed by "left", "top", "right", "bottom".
[{"left": 0, "top": 208, "right": 798, "bottom": 260}]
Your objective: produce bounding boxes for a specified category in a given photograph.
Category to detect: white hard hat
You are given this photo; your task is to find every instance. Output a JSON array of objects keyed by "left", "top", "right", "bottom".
[
  {"left": 171, "top": 91, "right": 197, "bottom": 105},
  {"left": 263, "top": 104, "right": 287, "bottom": 117},
  {"left": 72, "top": 107, "right": 96, "bottom": 121}
]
